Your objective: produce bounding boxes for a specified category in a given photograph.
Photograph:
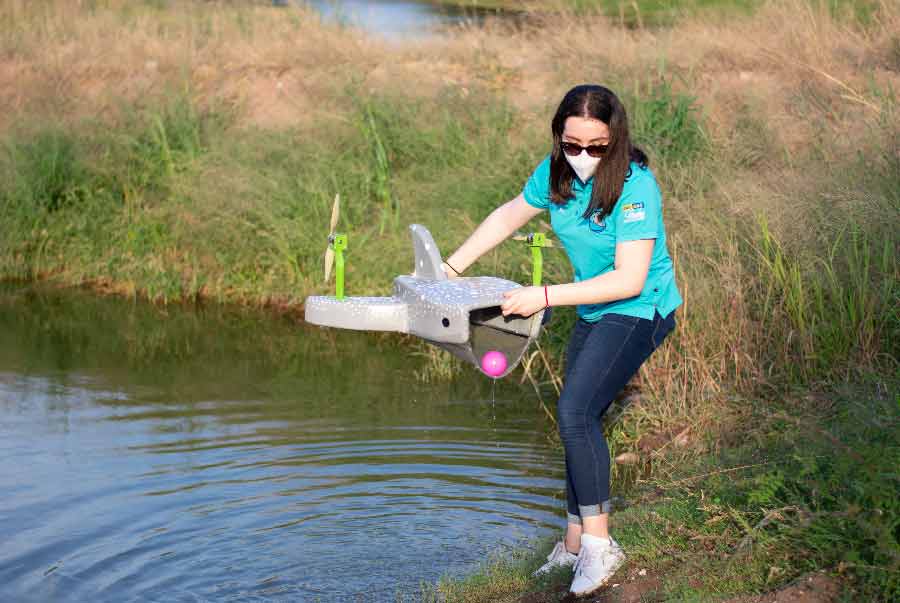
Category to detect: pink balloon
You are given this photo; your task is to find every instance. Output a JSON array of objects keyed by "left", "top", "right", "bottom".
[{"left": 480, "top": 350, "right": 508, "bottom": 378}]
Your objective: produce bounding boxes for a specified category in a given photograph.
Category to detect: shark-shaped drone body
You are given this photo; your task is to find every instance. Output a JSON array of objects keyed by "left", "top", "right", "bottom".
[{"left": 304, "top": 224, "right": 549, "bottom": 378}]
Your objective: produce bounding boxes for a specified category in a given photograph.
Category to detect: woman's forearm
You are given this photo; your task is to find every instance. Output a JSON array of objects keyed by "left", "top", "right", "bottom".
[
  {"left": 445, "top": 204, "right": 517, "bottom": 273},
  {"left": 548, "top": 239, "right": 653, "bottom": 307},
  {"left": 548, "top": 269, "right": 645, "bottom": 307},
  {"left": 500, "top": 267, "right": 648, "bottom": 319}
]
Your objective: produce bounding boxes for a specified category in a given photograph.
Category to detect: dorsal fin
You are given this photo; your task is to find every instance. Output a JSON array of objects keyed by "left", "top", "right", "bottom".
[{"left": 409, "top": 224, "right": 446, "bottom": 280}]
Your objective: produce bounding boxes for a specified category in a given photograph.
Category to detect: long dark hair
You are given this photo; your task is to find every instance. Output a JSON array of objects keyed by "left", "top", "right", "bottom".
[{"left": 549, "top": 84, "right": 648, "bottom": 219}]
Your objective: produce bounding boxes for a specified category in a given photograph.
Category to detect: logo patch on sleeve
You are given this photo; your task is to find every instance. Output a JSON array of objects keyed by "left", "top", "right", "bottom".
[{"left": 622, "top": 201, "right": 646, "bottom": 223}]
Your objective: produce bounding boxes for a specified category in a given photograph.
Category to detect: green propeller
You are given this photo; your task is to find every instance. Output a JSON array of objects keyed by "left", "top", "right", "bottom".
[
  {"left": 323, "top": 194, "right": 348, "bottom": 300},
  {"left": 512, "top": 231, "right": 554, "bottom": 286}
]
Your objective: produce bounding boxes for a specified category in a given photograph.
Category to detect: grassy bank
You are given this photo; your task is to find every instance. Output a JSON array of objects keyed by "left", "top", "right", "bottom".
[
  {"left": 422, "top": 383, "right": 898, "bottom": 602},
  {"left": 1, "top": 0, "right": 898, "bottom": 600},
  {"left": 432, "top": 0, "right": 868, "bottom": 27}
]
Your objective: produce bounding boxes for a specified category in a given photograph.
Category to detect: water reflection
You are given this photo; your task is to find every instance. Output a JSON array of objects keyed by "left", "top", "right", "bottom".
[
  {"left": 303, "top": 0, "right": 495, "bottom": 38},
  {"left": 0, "top": 284, "right": 563, "bottom": 602}
]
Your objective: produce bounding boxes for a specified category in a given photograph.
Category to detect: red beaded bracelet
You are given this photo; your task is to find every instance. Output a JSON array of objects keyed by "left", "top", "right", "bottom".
[{"left": 544, "top": 285, "right": 550, "bottom": 308}]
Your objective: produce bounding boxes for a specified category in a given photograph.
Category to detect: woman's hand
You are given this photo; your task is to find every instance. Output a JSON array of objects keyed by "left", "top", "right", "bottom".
[
  {"left": 440, "top": 262, "right": 460, "bottom": 280},
  {"left": 501, "top": 286, "right": 546, "bottom": 317}
]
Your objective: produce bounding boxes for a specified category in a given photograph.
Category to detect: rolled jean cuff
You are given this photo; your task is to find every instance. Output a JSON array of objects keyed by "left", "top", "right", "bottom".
[
  {"left": 578, "top": 500, "right": 612, "bottom": 517},
  {"left": 566, "top": 512, "right": 582, "bottom": 525}
]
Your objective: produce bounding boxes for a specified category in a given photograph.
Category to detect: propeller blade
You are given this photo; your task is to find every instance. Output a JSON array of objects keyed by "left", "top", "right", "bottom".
[
  {"left": 329, "top": 193, "right": 340, "bottom": 235},
  {"left": 324, "top": 247, "right": 334, "bottom": 283},
  {"left": 324, "top": 193, "right": 340, "bottom": 283}
]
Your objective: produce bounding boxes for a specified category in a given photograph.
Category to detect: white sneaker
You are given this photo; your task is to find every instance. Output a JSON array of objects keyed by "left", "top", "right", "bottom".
[
  {"left": 569, "top": 534, "right": 626, "bottom": 596},
  {"left": 532, "top": 540, "right": 579, "bottom": 576}
]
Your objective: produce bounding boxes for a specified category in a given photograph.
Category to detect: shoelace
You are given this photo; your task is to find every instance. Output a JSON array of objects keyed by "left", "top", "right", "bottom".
[
  {"left": 573, "top": 544, "right": 607, "bottom": 576},
  {"left": 538, "top": 542, "right": 564, "bottom": 571},
  {"left": 543, "top": 542, "right": 561, "bottom": 564},
  {"left": 573, "top": 547, "right": 586, "bottom": 575}
]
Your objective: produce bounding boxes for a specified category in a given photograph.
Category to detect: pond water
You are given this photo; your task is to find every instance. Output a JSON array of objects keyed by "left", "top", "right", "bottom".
[
  {"left": 302, "top": 0, "right": 503, "bottom": 38},
  {"left": 0, "top": 284, "right": 564, "bottom": 602}
]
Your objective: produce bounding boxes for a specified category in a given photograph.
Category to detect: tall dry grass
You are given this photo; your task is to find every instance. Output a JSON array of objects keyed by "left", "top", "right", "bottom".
[
  {"left": 0, "top": 0, "right": 504, "bottom": 131},
  {"left": 2, "top": 1, "right": 896, "bottom": 148}
]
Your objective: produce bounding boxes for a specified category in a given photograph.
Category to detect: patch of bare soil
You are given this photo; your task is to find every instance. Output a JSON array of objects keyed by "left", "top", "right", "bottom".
[
  {"left": 637, "top": 424, "right": 691, "bottom": 454},
  {"left": 725, "top": 571, "right": 841, "bottom": 603},
  {"left": 517, "top": 581, "right": 569, "bottom": 603},
  {"left": 517, "top": 567, "right": 663, "bottom": 603},
  {"left": 518, "top": 569, "right": 841, "bottom": 603}
]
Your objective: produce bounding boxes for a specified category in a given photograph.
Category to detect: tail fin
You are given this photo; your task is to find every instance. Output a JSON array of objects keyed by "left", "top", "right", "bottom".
[{"left": 409, "top": 224, "right": 446, "bottom": 280}]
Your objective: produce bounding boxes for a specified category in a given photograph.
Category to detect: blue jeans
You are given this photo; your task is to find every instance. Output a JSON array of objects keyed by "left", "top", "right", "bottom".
[{"left": 559, "top": 310, "right": 676, "bottom": 524}]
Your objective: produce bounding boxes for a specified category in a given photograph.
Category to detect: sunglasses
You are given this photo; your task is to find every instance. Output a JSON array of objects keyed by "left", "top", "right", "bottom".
[{"left": 560, "top": 141, "right": 609, "bottom": 158}]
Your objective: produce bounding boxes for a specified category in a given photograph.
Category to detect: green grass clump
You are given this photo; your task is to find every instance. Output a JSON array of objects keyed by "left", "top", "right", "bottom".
[
  {"left": 756, "top": 219, "right": 898, "bottom": 382},
  {"left": 3, "top": 129, "right": 89, "bottom": 214},
  {"left": 116, "top": 95, "right": 212, "bottom": 198},
  {"left": 749, "top": 107, "right": 900, "bottom": 382},
  {"left": 433, "top": 0, "right": 764, "bottom": 23},
  {"left": 558, "top": 0, "right": 762, "bottom": 25},
  {"left": 551, "top": 0, "right": 887, "bottom": 28},
  {"left": 626, "top": 78, "right": 710, "bottom": 168},
  {"left": 0, "top": 92, "right": 224, "bottom": 297}
]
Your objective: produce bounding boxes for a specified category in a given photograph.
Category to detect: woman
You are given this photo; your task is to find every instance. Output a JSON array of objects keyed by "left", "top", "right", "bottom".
[{"left": 440, "top": 84, "right": 682, "bottom": 596}]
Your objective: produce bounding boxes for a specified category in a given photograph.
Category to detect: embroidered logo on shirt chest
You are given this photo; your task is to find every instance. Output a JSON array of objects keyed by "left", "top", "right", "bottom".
[{"left": 588, "top": 209, "right": 607, "bottom": 233}]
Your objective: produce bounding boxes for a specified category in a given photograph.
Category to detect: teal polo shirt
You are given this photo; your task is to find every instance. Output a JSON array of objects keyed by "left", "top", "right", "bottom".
[{"left": 522, "top": 155, "right": 682, "bottom": 322}]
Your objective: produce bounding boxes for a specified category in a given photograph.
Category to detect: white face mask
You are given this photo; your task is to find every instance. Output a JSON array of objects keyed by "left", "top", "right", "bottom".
[{"left": 564, "top": 150, "right": 601, "bottom": 183}]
